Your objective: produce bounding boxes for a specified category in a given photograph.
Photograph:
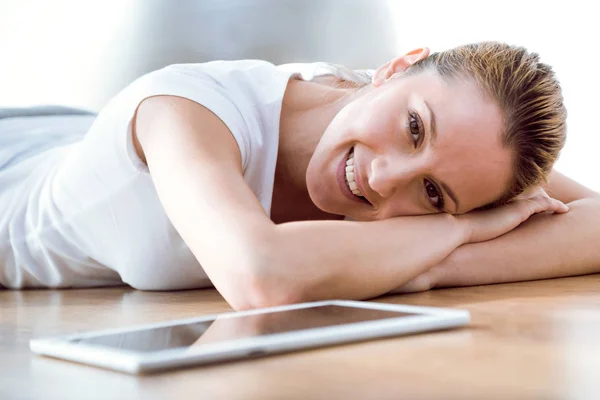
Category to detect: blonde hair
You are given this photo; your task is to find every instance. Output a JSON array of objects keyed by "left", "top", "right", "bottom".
[{"left": 329, "top": 41, "right": 567, "bottom": 206}]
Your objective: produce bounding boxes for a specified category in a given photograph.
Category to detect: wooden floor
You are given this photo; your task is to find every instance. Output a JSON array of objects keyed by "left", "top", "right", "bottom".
[{"left": 2, "top": 275, "right": 600, "bottom": 400}]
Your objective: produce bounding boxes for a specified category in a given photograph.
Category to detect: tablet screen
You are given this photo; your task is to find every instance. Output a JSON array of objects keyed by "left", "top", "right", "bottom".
[{"left": 69, "top": 305, "right": 418, "bottom": 353}]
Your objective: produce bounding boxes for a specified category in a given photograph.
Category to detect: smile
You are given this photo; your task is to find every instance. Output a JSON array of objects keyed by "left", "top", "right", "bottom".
[
  {"left": 337, "top": 147, "right": 371, "bottom": 206},
  {"left": 345, "top": 149, "right": 364, "bottom": 198}
]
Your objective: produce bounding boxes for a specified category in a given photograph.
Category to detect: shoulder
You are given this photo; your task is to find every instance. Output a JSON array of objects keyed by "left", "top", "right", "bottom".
[
  {"left": 136, "top": 59, "right": 292, "bottom": 113},
  {"left": 130, "top": 60, "right": 289, "bottom": 170},
  {"left": 128, "top": 60, "right": 288, "bottom": 100}
]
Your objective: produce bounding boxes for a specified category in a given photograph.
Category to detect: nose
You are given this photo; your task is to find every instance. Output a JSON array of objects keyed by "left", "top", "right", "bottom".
[{"left": 368, "top": 154, "right": 424, "bottom": 199}]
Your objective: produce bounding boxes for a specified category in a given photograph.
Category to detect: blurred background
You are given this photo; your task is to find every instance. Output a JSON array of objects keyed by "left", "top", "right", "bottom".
[{"left": 0, "top": 0, "right": 597, "bottom": 191}]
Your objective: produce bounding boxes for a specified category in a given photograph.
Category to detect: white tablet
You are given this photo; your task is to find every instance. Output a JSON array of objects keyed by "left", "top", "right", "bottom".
[{"left": 30, "top": 300, "right": 470, "bottom": 374}]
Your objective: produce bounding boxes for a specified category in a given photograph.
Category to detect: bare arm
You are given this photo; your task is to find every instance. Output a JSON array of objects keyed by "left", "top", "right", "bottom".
[
  {"left": 135, "top": 96, "right": 468, "bottom": 309},
  {"left": 267, "top": 215, "right": 465, "bottom": 302},
  {"left": 392, "top": 171, "right": 600, "bottom": 292},
  {"left": 135, "top": 96, "right": 561, "bottom": 309}
]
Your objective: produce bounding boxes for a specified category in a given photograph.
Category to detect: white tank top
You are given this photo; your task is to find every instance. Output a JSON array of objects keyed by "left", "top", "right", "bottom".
[{"left": 0, "top": 60, "right": 373, "bottom": 289}]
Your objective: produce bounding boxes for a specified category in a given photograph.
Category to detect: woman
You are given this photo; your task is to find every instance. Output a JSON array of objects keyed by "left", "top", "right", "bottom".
[{"left": 1, "top": 42, "right": 598, "bottom": 310}]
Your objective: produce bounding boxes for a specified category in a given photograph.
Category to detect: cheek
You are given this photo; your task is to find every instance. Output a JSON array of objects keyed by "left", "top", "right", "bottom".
[{"left": 350, "top": 101, "right": 401, "bottom": 142}]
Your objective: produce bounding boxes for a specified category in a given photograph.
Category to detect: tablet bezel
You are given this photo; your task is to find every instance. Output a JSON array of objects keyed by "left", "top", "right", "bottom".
[{"left": 30, "top": 300, "right": 470, "bottom": 374}]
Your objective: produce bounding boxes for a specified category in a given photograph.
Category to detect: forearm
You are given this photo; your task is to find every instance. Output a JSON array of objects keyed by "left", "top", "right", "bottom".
[
  {"left": 434, "top": 197, "right": 600, "bottom": 288},
  {"left": 262, "top": 214, "right": 466, "bottom": 302}
]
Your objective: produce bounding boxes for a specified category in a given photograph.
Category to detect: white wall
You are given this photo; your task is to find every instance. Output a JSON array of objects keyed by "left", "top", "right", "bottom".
[
  {"left": 0, "top": 0, "right": 397, "bottom": 109},
  {"left": 387, "top": 0, "right": 599, "bottom": 191},
  {"left": 0, "top": 0, "right": 138, "bottom": 109}
]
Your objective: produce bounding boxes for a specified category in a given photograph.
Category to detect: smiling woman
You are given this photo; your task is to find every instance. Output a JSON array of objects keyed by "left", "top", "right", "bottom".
[
  {"left": 305, "top": 43, "right": 566, "bottom": 219},
  {"left": 307, "top": 63, "right": 512, "bottom": 218},
  {"left": 1, "top": 41, "right": 598, "bottom": 310}
]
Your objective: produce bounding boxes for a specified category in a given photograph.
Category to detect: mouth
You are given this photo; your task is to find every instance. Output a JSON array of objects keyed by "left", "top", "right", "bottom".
[{"left": 337, "top": 147, "right": 372, "bottom": 206}]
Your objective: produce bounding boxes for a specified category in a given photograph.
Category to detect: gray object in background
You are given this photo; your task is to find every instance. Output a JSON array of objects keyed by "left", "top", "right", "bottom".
[
  {"left": 0, "top": 106, "right": 95, "bottom": 120},
  {"left": 99, "top": 0, "right": 399, "bottom": 109},
  {"left": 123, "top": 0, "right": 397, "bottom": 68}
]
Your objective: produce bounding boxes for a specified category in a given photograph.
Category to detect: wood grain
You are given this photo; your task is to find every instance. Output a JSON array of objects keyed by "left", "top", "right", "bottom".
[{"left": 2, "top": 275, "right": 600, "bottom": 400}]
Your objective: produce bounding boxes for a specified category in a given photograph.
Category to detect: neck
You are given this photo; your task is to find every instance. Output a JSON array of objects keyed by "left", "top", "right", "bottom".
[{"left": 271, "top": 78, "right": 360, "bottom": 222}]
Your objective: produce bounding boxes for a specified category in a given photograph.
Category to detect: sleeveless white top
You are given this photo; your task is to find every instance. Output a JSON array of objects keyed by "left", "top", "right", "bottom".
[{"left": 0, "top": 60, "right": 373, "bottom": 289}]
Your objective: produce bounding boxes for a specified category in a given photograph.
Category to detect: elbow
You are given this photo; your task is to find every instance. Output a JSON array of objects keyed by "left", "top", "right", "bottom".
[
  {"left": 228, "top": 270, "right": 305, "bottom": 312},
  {"left": 225, "top": 252, "right": 305, "bottom": 312},
  {"left": 230, "top": 290, "right": 302, "bottom": 312}
]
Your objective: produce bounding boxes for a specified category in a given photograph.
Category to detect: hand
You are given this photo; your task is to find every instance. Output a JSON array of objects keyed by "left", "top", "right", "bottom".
[
  {"left": 458, "top": 187, "right": 569, "bottom": 244},
  {"left": 392, "top": 189, "right": 570, "bottom": 294}
]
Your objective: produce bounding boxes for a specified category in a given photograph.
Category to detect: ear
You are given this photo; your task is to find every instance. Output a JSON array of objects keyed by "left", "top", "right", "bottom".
[{"left": 372, "top": 48, "right": 430, "bottom": 87}]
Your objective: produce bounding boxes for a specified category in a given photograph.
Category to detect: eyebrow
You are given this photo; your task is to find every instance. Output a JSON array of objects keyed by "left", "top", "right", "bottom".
[{"left": 423, "top": 100, "right": 461, "bottom": 214}]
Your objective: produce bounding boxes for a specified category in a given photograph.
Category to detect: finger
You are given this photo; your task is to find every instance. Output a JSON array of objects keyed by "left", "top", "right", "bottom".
[
  {"left": 535, "top": 194, "right": 569, "bottom": 214},
  {"left": 550, "top": 198, "right": 570, "bottom": 214},
  {"left": 523, "top": 195, "right": 553, "bottom": 215},
  {"left": 524, "top": 195, "right": 568, "bottom": 215}
]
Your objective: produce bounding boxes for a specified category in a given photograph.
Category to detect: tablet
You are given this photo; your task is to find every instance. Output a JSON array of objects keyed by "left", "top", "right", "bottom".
[{"left": 30, "top": 300, "right": 470, "bottom": 374}]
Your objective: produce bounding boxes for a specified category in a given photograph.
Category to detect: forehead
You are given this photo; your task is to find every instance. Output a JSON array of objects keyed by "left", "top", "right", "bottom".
[{"left": 397, "top": 71, "right": 514, "bottom": 212}]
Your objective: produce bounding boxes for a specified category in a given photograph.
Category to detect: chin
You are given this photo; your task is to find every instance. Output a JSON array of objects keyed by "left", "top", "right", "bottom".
[{"left": 307, "top": 186, "right": 336, "bottom": 214}]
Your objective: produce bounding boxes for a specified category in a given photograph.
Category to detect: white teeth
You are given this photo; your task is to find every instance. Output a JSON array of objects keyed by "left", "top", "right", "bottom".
[{"left": 345, "top": 150, "right": 364, "bottom": 198}]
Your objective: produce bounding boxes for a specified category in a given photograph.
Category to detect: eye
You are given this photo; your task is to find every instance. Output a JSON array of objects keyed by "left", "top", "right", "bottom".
[
  {"left": 424, "top": 179, "right": 445, "bottom": 210},
  {"left": 408, "top": 111, "right": 424, "bottom": 146}
]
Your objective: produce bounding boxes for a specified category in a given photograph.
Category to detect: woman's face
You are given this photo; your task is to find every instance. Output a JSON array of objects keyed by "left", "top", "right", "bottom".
[{"left": 306, "top": 69, "right": 514, "bottom": 220}]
